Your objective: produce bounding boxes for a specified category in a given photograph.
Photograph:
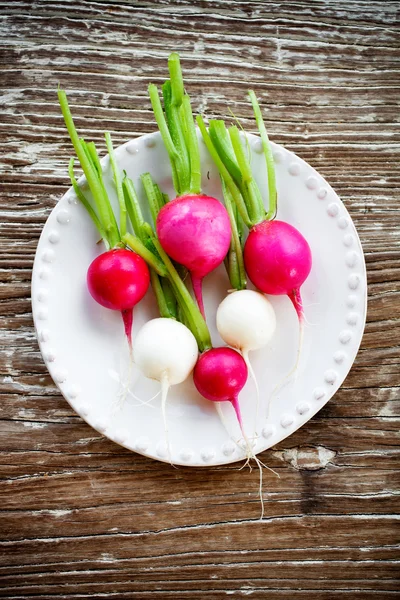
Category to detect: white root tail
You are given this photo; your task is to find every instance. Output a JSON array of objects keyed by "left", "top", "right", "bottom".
[
  {"left": 215, "top": 402, "right": 237, "bottom": 444},
  {"left": 267, "top": 316, "right": 304, "bottom": 419},
  {"left": 160, "top": 372, "right": 173, "bottom": 465},
  {"left": 109, "top": 367, "right": 161, "bottom": 420},
  {"left": 241, "top": 349, "right": 260, "bottom": 439},
  {"left": 230, "top": 396, "right": 279, "bottom": 520},
  {"left": 110, "top": 351, "right": 134, "bottom": 417}
]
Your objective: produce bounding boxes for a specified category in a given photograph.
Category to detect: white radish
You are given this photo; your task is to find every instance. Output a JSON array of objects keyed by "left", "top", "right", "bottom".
[
  {"left": 216, "top": 290, "right": 276, "bottom": 434},
  {"left": 133, "top": 317, "right": 198, "bottom": 462}
]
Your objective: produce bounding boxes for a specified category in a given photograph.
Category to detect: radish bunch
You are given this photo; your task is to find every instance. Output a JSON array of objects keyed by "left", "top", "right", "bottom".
[{"left": 57, "top": 52, "right": 314, "bottom": 518}]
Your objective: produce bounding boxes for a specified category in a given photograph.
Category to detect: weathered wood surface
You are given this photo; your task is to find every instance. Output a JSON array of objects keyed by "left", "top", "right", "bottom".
[{"left": 0, "top": 0, "right": 399, "bottom": 597}]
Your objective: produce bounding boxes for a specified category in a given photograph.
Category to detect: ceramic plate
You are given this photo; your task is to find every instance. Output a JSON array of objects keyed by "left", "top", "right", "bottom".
[{"left": 31, "top": 131, "right": 367, "bottom": 466}]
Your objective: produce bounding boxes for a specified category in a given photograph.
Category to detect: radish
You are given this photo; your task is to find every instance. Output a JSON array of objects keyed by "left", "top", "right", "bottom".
[
  {"left": 148, "top": 53, "right": 231, "bottom": 317},
  {"left": 244, "top": 220, "right": 311, "bottom": 321},
  {"left": 193, "top": 347, "right": 248, "bottom": 433},
  {"left": 58, "top": 90, "right": 150, "bottom": 352},
  {"left": 87, "top": 249, "right": 149, "bottom": 349},
  {"left": 216, "top": 289, "right": 276, "bottom": 430},
  {"left": 156, "top": 195, "right": 231, "bottom": 317},
  {"left": 193, "top": 348, "right": 276, "bottom": 518},
  {"left": 134, "top": 317, "right": 198, "bottom": 459}
]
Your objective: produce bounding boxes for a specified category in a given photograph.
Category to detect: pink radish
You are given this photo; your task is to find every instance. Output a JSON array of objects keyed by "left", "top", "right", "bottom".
[
  {"left": 58, "top": 90, "right": 150, "bottom": 351},
  {"left": 156, "top": 195, "right": 231, "bottom": 317},
  {"left": 149, "top": 53, "right": 231, "bottom": 317},
  {"left": 244, "top": 220, "right": 312, "bottom": 320}
]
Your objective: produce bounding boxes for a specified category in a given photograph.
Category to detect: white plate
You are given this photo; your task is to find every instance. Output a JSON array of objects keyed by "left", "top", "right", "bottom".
[{"left": 31, "top": 131, "right": 367, "bottom": 466}]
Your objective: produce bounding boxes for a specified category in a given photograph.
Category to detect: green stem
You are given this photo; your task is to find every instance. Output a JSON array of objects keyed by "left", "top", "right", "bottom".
[
  {"left": 209, "top": 120, "right": 243, "bottom": 187},
  {"left": 161, "top": 278, "right": 177, "bottom": 319},
  {"left": 57, "top": 89, "right": 119, "bottom": 247},
  {"left": 150, "top": 269, "right": 171, "bottom": 318},
  {"left": 153, "top": 182, "right": 168, "bottom": 207},
  {"left": 68, "top": 159, "right": 108, "bottom": 246},
  {"left": 150, "top": 237, "right": 212, "bottom": 352},
  {"left": 248, "top": 90, "right": 277, "bottom": 220},
  {"left": 168, "top": 52, "right": 185, "bottom": 106},
  {"left": 83, "top": 140, "right": 121, "bottom": 243},
  {"left": 162, "top": 80, "right": 190, "bottom": 195},
  {"left": 182, "top": 94, "right": 201, "bottom": 194},
  {"left": 229, "top": 126, "right": 265, "bottom": 223},
  {"left": 123, "top": 233, "right": 167, "bottom": 277},
  {"left": 221, "top": 179, "right": 247, "bottom": 290},
  {"left": 122, "top": 176, "right": 146, "bottom": 242},
  {"left": 196, "top": 115, "right": 252, "bottom": 228},
  {"left": 140, "top": 173, "right": 163, "bottom": 225},
  {"left": 168, "top": 52, "right": 201, "bottom": 195},
  {"left": 227, "top": 249, "right": 240, "bottom": 291},
  {"left": 228, "top": 126, "right": 253, "bottom": 184},
  {"left": 148, "top": 83, "right": 181, "bottom": 194},
  {"left": 105, "top": 132, "right": 126, "bottom": 237}
]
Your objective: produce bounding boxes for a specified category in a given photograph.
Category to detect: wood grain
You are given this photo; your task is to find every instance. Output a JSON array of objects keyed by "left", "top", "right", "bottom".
[{"left": 0, "top": 0, "right": 399, "bottom": 598}]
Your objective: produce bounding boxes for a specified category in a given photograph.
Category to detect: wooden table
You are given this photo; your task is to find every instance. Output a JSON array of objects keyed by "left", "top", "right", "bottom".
[{"left": 1, "top": 1, "right": 399, "bottom": 597}]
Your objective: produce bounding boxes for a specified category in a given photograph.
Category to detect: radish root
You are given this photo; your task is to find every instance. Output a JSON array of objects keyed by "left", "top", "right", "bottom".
[
  {"left": 230, "top": 395, "right": 279, "bottom": 519},
  {"left": 241, "top": 349, "right": 260, "bottom": 437},
  {"left": 160, "top": 371, "right": 174, "bottom": 465},
  {"left": 267, "top": 314, "right": 304, "bottom": 419}
]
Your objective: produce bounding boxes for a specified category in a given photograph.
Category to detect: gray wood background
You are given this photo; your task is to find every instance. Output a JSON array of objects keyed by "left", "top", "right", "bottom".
[{"left": 1, "top": 0, "right": 399, "bottom": 597}]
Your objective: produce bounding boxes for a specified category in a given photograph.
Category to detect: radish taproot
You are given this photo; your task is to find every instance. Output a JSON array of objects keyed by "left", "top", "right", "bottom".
[
  {"left": 58, "top": 90, "right": 151, "bottom": 352},
  {"left": 148, "top": 53, "right": 231, "bottom": 318}
]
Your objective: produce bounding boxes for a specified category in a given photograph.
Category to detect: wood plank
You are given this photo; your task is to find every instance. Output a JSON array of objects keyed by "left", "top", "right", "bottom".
[{"left": 0, "top": 0, "right": 399, "bottom": 597}]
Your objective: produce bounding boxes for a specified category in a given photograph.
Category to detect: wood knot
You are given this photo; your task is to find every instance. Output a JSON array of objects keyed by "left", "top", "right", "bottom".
[{"left": 275, "top": 445, "right": 337, "bottom": 471}]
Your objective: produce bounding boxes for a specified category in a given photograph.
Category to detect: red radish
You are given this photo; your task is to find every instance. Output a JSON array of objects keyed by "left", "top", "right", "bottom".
[
  {"left": 194, "top": 347, "right": 276, "bottom": 518},
  {"left": 244, "top": 220, "right": 312, "bottom": 319},
  {"left": 193, "top": 347, "right": 255, "bottom": 464},
  {"left": 193, "top": 347, "right": 248, "bottom": 426},
  {"left": 156, "top": 195, "right": 231, "bottom": 316},
  {"left": 58, "top": 90, "right": 151, "bottom": 351},
  {"left": 87, "top": 249, "right": 150, "bottom": 349},
  {"left": 149, "top": 53, "right": 231, "bottom": 317}
]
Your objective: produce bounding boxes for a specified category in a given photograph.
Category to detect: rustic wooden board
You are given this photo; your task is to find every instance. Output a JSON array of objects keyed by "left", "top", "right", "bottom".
[{"left": 0, "top": 0, "right": 399, "bottom": 597}]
